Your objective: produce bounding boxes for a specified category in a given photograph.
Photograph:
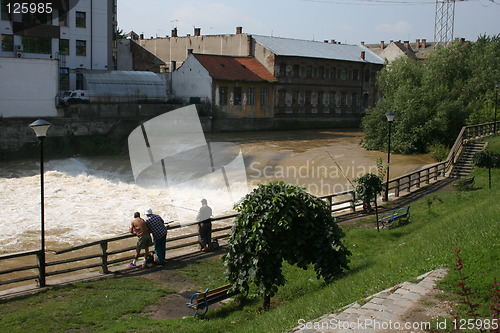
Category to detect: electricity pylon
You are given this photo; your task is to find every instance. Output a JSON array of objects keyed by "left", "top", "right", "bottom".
[{"left": 434, "top": 0, "right": 462, "bottom": 47}]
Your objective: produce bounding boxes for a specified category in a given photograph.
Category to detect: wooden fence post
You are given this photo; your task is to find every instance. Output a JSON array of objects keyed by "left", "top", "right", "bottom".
[
  {"left": 100, "top": 242, "right": 109, "bottom": 274},
  {"left": 36, "top": 250, "right": 46, "bottom": 287},
  {"left": 351, "top": 192, "right": 356, "bottom": 213}
]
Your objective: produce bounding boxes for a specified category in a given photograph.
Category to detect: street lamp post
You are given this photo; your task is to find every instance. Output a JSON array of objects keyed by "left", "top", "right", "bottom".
[
  {"left": 495, "top": 82, "right": 499, "bottom": 133},
  {"left": 384, "top": 112, "right": 396, "bottom": 202},
  {"left": 29, "top": 119, "right": 51, "bottom": 287}
]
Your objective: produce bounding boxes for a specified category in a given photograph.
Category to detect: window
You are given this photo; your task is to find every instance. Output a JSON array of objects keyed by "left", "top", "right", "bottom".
[
  {"left": 352, "top": 93, "right": 358, "bottom": 107},
  {"left": 292, "top": 90, "right": 299, "bottom": 106},
  {"left": 248, "top": 87, "right": 255, "bottom": 105},
  {"left": 59, "top": 68, "right": 70, "bottom": 91},
  {"left": 292, "top": 65, "right": 300, "bottom": 78},
  {"left": 1, "top": 2, "right": 8, "bottom": 20},
  {"left": 318, "top": 91, "right": 324, "bottom": 106},
  {"left": 329, "top": 92, "right": 336, "bottom": 107},
  {"left": 305, "top": 66, "right": 312, "bottom": 78},
  {"left": 59, "top": 39, "right": 69, "bottom": 55},
  {"left": 341, "top": 92, "right": 347, "bottom": 106},
  {"left": 1, "top": 34, "right": 13, "bottom": 52},
  {"left": 59, "top": 10, "right": 68, "bottom": 26},
  {"left": 330, "top": 67, "right": 337, "bottom": 80},
  {"left": 76, "top": 72, "right": 84, "bottom": 90},
  {"left": 353, "top": 69, "right": 359, "bottom": 81},
  {"left": 305, "top": 91, "right": 311, "bottom": 106},
  {"left": 76, "top": 40, "right": 86, "bottom": 56},
  {"left": 22, "top": 12, "right": 51, "bottom": 24},
  {"left": 278, "top": 89, "right": 286, "bottom": 107},
  {"left": 22, "top": 36, "right": 51, "bottom": 54},
  {"left": 364, "top": 69, "right": 370, "bottom": 83},
  {"left": 279, "top": 63, "right": 287, "bottom": 78},
  {"left": 261, "top": 87, "right": 268, "bottom": 106},
  {"left": 340, "top": 68, "right": 347, "bottom": 80},
  {"left": 363, "top": 93, "right": 369, "bottom": 108},
  {"left": 219, "top": 87, "right": 228, "bottom": 105},
  {"left": 318, "top": 66, "right": 325, "bottom": 79},
  {"left": 234, "top": 87, "right": 242, "bottom": 105},
  {"left": 76, "top": 11, "right": 86, "bottom": 28}
]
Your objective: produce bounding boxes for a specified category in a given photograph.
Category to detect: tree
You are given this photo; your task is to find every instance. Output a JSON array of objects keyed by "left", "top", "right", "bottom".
[
  {"left": 224, "top": 181, "right": 351, "bottom": 310},
  {"left": 362, "top": 35, "right": 500, "bottom": 155},
  {"left": 473, "top": 150, "right": 500, "bottom": 189}
]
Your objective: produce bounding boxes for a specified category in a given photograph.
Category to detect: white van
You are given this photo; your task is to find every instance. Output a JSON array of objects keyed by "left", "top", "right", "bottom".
[{"left": 61, "top": 90, "right": 90, "bottom": 104}]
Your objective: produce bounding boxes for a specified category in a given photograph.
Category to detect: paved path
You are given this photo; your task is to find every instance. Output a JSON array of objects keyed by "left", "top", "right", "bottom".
[{"left": 290, "top": 268, "right": 448, "bottom": 333}]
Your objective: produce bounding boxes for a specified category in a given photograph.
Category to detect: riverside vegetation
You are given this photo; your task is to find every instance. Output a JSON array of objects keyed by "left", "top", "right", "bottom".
[{"left": 1, "top": 136, "right": 498, "bottom": 333}]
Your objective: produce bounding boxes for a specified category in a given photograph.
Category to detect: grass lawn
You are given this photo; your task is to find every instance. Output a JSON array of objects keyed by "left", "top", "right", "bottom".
[{"left": 1, "top": 136, "right": 498, "bottom": 333}]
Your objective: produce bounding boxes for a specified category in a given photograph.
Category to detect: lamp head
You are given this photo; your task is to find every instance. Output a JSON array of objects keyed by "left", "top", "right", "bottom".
[
  {"left": 385, "top": 112, "right": 396, "bottom": 122},
  {"left": 29, "top": 119, "right": 51, "bottom": 138}
]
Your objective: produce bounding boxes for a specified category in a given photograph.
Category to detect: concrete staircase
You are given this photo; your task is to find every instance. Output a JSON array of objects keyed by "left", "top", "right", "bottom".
[{"left": 450, "top": 140, "right": 488, "bottom": 178}]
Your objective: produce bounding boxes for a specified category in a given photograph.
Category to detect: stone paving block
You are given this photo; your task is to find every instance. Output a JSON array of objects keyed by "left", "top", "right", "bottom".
[
  {"left": 392, "top": 299, "right": 414, "bottom": 308},
  {"left": 334, "top": 312, "right": 351, "bottom": 321},
  {"left": 406, "top": 284, "right": 431, "bottom": 295},
  {"left": 369, "top": 310, "right": 399, "bottom": 322},
  {"left": 402, "top": 291, "right": 421, "bottom": 301},
  {"left": 362, "top": 302, "right": 387, "bottom": 311},
  {"left": 369, "top": 297, "right": 388, "bottom": 304},
  {"left": 385, "top": 304, "right": 408, "bottom": 315},
  {"left": 386, "top": 293, "right": 404, "bottom": 301}
]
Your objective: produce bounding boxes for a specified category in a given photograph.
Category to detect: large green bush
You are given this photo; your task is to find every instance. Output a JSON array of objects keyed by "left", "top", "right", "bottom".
[
  {"left": 224, "top": 181, "right": 351, "bottom": 309},
  {"left": 362, "top": 35, "right": 500, "bottom": 154}
]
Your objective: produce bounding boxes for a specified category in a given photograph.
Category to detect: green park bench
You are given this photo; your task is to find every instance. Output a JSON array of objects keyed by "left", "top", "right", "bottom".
[
  {"left": 379, "top": 206, "right": 411, "bottom": 229},
  {"left": 186, "top": 284, "right": 238, "bottom": 318},
  {"left": 452, "top": 176, "right": 475, "bottom": 190}
]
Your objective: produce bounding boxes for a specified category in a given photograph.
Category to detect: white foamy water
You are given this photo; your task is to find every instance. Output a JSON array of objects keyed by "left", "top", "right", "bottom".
[{"left": 0, "top": 157, "right": 248, "bottom": 252}]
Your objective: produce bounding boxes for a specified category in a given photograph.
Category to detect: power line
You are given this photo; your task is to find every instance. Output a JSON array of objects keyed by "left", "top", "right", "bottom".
[{"left": 300, "top": 0, "right": 477, "bottom": 5}]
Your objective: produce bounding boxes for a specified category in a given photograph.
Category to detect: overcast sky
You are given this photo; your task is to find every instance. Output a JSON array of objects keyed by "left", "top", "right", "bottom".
[{"left": 118, "top": 0, "right": 499, "bottom": 45}]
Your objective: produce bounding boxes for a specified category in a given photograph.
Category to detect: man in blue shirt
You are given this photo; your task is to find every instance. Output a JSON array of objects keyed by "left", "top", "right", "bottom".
[{"left": 145, "top": 208, "right": 168, "bottom": 264}]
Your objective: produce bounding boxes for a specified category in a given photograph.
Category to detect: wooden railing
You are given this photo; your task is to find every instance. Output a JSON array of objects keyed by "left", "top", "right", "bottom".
[{"left": 1, "top": 121, "right": 498, "bottom": 291}]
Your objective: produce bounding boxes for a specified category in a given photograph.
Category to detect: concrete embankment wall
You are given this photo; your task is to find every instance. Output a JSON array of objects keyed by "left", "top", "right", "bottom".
[{"left": 0, "top": 103, "right": 360, "bottom": 157}]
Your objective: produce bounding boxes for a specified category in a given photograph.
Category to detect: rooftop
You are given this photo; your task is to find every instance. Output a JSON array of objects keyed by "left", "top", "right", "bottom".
[
  {"left": 253, "top": 35, "right": 384, "bottom": 64},
  {"left": 193, "top": 54, "right": 276, "bottom": 82}
]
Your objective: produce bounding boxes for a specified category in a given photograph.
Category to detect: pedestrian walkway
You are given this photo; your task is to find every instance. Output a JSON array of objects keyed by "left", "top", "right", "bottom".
[{"left": 290, "top": 268, "right": 448, "bottom": 333}]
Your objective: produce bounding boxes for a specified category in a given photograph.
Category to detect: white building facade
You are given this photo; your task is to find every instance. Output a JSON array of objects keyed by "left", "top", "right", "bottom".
[{"left": 0, "top": 0, "right": 116, "bottom": 117}]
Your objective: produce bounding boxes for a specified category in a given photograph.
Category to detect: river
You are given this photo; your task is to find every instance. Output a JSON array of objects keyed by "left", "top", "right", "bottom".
[{"left": 0, "top": 129, "right": 434, "bottom": 253}]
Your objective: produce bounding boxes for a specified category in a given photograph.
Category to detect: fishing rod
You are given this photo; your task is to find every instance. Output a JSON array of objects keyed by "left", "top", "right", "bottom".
[
  {"left": 325, "top": 151, "right": 355, "bottom": 188},
  {"left": 165, "top": 203, "right": 199, "bottom": 213}
]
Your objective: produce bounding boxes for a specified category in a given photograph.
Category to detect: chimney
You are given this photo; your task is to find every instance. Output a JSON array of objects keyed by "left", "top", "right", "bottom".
[
  {"left": 360, "top": 41, "right": 365, "bottom": 46},
  {"left": 380, "top": 41, "right": 385, "bottom": 49},
  {"left": 140, "top": 33, "right": 144, "bottom": 40},
  {"left": 422, "top": 39, "right": 427, "bottom": 48},
  {"left": 416, "top": 39, "right": 421, "bottom": 48},
  {"left": 236, "top": 26, "right": 243, "bottom": 34},
  {"left": 171, "top": 27, "right": 178, "bottom": 37},
  {"left": 194, "top": 27, "right": 201, "bottom": 36},
  {"left": 404, "top": 41, "right": 410, "bottom": 48},
  {"left": 171, "top": 61, "right": 177, "bottom": 71},
  {"left": 360, "top": 51, "right": 366, "bottom": 60}
]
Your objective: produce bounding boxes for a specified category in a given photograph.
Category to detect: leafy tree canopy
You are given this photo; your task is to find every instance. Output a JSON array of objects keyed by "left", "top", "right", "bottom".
[
  {"left": 224, "top": 181, "right": 351, "bottom": 308},
  {"left": 362, "top": 35, "right": 500, "bottom": 155}
]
